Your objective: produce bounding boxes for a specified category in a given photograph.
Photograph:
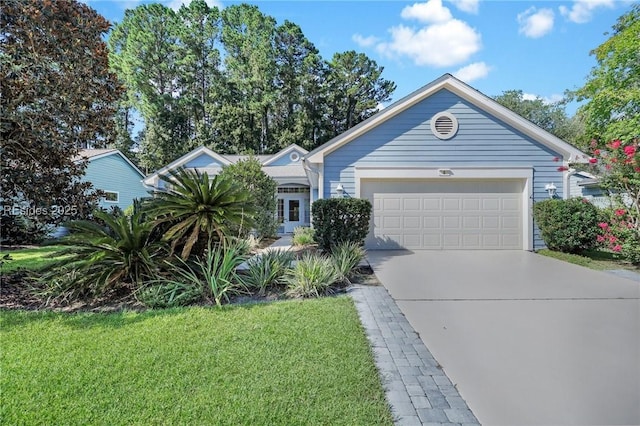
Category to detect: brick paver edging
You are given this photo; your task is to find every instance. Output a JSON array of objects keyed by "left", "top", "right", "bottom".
[{"left": 348, "top": 285, "right": 480, "bottom": 426}]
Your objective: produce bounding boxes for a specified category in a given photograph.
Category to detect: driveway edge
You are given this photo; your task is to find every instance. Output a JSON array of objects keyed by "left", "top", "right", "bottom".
[{"left": 349, "top": 284, "right": 480, "bottom": 426}]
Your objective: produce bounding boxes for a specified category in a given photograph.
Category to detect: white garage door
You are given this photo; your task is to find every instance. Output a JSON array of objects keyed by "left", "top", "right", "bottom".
[{"left": 362, "top": 179, "right": 523, "bottom": 250}]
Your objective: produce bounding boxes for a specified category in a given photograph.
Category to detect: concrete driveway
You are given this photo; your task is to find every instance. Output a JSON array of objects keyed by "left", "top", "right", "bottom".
[{"left": 367, "top": 250, "right": 640, "bottom": 425}]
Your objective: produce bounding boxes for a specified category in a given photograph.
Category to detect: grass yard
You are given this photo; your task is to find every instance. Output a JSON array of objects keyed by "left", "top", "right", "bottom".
[
  {"left": 537, "top": 249, "right": 640, "bottom": 272},
  {"left": 1, "top": 297, "right": 393, "bottom": 425},
  {"left": 0, "top": 246, "right": 64, "bottom": 273}
]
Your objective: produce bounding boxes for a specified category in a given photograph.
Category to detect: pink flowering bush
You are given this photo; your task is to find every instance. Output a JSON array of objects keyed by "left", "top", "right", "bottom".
[{"left": 590, "top": 138, "right": 640, "bottom": 263}]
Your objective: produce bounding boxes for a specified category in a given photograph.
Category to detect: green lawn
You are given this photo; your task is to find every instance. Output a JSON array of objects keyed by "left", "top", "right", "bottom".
[
  {"left": 0, "top": 246, "right": 64, "bottom": 273},
  {"left": 1, "top": 298, "right": 393, "bottom": 425},
  {"left": 537, "top": 249, "right": 640, "bottom": 272}
]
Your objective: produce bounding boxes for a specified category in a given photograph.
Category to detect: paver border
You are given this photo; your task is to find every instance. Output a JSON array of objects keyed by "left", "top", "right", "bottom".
[{"left": 349, "top": 284, "right": 480, "bottom": 426}]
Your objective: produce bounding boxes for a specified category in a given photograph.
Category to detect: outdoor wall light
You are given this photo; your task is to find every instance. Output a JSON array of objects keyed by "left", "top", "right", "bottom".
[
  {"left": 438, "top": 168, "right": 453, "bottom": 176},
  {"left": 545, "top": 183, "right": 557, "bottom": 198},
  {"left": 336, "top": 183, "right": 344, "bottom": 198}
]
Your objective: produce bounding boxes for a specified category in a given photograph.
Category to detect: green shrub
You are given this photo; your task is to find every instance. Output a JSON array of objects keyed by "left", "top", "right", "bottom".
[
  {"left": 41, "top": 206, "right": 164, "bottom": 298},
  {"left": 311, "top": 198, "right": 372, "bottom": 252},
  {"left": 219, "top": 157, "right": 279, "bottom": 239},
  {"left": 240, "top": 249, "right": 295, "bottom": 295},
  {"left": 331, "top": 242, "right": 366, "bottom": 283},
  {"left": 167, "top": 239, "right": 248, "bottom": 307},
  {"left": 533, "top": 197, "right": 602, "bottom": 254},
  {"left": 285, "top": 254, "right": 341, "bottom": 298},
  {"left": 292, "top": 226, "right": 315, "bottom": 246},
  {"left": 137, "top": 281, "right": 202, "bottom": 309}
]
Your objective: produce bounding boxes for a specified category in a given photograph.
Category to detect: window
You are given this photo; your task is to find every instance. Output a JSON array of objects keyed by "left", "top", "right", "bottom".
[
  {"left": 277, "top": 187, "right": 310, "bottom": 194},
  {"left": 430, "top": 112, "right": 458, "bottom": 140},
  {"left": 104, "top": 191, "right": 119, "bottom": 202},
  {"left": 277, "top": 199, "right": 284, "bottom": 223}
]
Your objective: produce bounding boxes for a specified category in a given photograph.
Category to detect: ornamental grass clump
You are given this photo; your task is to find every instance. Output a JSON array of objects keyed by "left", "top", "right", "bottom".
[
  {"left": 165, "top": 239, "right": 248, "bottom": 307},
  {"left": 331, "top": 242, "right": 366, "bottom": 284},
  {"left": 240, "top": 249, "right": 295, "bottom": 295},
  {"left": 285, "top": 254, "right": 341, "bottom": 298},
  {"left": 292, "top": 226, "right": 315, "bottom": 246}
]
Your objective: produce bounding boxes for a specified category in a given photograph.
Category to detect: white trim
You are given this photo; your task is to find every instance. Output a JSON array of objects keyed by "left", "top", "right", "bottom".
[
  {"left": 318, "top": 163, "right": 324, "bottom": 201},
  {"left": 77, "top": 150, "right": 146, "bottom": 179},
  {"left": 430, "top": 111, "right": 458, "bottom": 140},
  {"left": 261, "top": 144, "right": 308, "bottom": 166},
  {"left": 103, "top": 190, "right": 120, "bottom": 203},
  {"left": 354, "top": 166, "right": 534, "bottom": 251},
  {"left": 143, "top": 146, "right": 231, "bottom": 186},
  {"left": 305, "top": 74, "right": 587, "bottom": 164}
]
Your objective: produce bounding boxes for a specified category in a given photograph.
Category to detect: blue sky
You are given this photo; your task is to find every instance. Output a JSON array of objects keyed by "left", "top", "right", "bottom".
[{"left": 87, "top": 0, "right": 635, "bottom": 116}]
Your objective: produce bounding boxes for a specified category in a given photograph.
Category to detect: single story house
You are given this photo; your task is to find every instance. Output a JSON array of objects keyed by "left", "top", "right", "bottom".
[
  {"left": 143, "top": 144, "right": 311, "bottom": 234},
  {"left": 76, "top": 149, "right": 148, "bottom": 211},
  {"left": 568, "top": 170, "right": 610, "bottom": 208},
  {"left": 303, "top": 73, "right": 587, "bottom": 251}
]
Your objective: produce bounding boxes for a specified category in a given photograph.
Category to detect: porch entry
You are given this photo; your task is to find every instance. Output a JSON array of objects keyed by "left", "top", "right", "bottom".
[{"left": 277, "top": 186, "right": 311, "bottom": 233}]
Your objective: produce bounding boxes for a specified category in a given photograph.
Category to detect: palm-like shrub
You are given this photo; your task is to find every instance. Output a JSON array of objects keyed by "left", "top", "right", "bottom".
[
  {"left": 42, "top": 206, "right": 162, "bottom": 298},
  {"left": 285, "top": 253, "right": 340, "bottom": 298},
  {"left": 240, "top": 249, "right": 295, "bottom": 295},
  {"left": 146, "top": 168, "right": 255, "bottom": 259}
]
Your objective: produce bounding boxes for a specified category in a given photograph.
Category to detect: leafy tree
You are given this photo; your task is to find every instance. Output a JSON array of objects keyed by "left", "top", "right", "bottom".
[
  {"left": 571, "top": 5, "right": 640, "bottom": 144},
  {"left": 221, "top": 4, "right": 278, "bottom": 154},
  {"left": 108, "top": 3, "right": 189, "bottom": 171},
  {"left": 325, "top": 51, "right": 396, "bottom": 138},
  {"left": 589, "top": 138, "right": 640, "bottom": 263},
  {"left": 145, "top": 168, "right": 255, "bottom": 259},
  {"left": 494, "top": 90, "right": 583, "bottom": 145},
  {"left": 219, "top": 157, "right": 278, "bottom": 238},
  {"left": 1, "top": 0, "right": 120, "bottom": 241},
  {"left": 273, "top": 21, "right": 327, "bottom": 150}
]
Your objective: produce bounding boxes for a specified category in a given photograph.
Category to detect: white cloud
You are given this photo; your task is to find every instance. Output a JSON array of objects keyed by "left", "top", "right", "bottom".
[
  {"left": 401, "top": 0, "right": 453, "bottom": 23},
  {"left": 377, "top": 19, "right": 481, "bottom": 67},
  {"left": 352, "top": 34, "right": 380, "bottom": 48},
  {"left": 523, "top": 92, "right": 565, "bottom": 104},
  {"left": 517, "top": 7, "right": 554, "bottom": 38},
  {"left": 453, "top": 62, "right": 491, "bottom": 82},
  {"left": 166, "top": 0, "right": 223, "bottom": 11},
  {"left": 447, "top": 0, "right": 479, "bottom": 14},
  {"left": 559, "top": 0, "right": 614, "bottom": 24}
]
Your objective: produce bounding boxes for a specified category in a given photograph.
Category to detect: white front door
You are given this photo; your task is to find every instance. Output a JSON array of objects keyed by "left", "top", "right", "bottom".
[{"left": 281, "top": 196, "right": 305, "bottom": 233}]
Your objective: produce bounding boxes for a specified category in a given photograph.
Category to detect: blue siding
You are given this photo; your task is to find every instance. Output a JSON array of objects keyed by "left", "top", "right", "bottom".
[
  {"left": 185, "top": 153, "right": 224, "bottom": 168},
  {"left": 84, "top": 154, "right": 148, "bottom": 211},
  {"left": 269, "top": 149, "right": 305, "bottom": 166},
  {"left": 323, "top": 89, "right": 566, "bottom": 249}
]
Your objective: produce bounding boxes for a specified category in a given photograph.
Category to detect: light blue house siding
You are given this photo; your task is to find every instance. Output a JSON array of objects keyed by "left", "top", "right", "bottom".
[
  {"left": 323, "top": 89, "right": 564, "bottom": 249},
  {"left": 184, "top": 154, "right": 224, "bottom": 168},
  {"left": 85, "top": 154, "right": 148, "bottom": 211}
]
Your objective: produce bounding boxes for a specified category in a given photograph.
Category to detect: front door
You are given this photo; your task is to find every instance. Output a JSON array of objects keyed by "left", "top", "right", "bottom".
[{"left": 282, "top": 196, "right": 304, "bottom": 233}]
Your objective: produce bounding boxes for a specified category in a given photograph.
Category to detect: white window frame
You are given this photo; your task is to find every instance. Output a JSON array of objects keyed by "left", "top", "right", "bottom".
[{"left": 103, "top": 191, "right": 119, "bottom": 203}]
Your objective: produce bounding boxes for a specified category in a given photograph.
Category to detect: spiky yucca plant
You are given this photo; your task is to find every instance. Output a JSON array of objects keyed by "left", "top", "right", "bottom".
[{"left": 145, "top": 168, "right": 255, "bottom": 259}]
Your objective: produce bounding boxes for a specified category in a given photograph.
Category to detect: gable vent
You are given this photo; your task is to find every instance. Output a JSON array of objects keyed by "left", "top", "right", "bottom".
[{"left": 430, "top": 112, "right": 458, "bottom": 140}]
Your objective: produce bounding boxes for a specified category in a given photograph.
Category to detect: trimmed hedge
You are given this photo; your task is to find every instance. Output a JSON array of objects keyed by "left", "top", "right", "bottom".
[
  {"left": 311, "top": 198, "right": 372, "bottom": 251},
  {"left": 532, "top": 197, "right": 602, "bottom": 254}
]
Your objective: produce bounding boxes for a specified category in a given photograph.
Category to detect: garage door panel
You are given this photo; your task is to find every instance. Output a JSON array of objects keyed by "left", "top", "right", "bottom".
[
  {"left": 363, "top": 179, "right": 523, "bottom": 250},
  {"left": 423, "top": 199, "right": 441, "bottom": 210},
  {"left": 403, "top": 198, "right": 421, "bottom": 210}
]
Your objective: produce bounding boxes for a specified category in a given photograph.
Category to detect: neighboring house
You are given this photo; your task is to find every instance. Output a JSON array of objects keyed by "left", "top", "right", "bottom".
[
  {"left": 303, "top": 73, "right": 588, "bottom": 251},
  {"left": 76, "top": 149, "right": 148, "bottom": 211},
  {"left": 143, "top": 144, "right": 310, "bottom": 234},
  {"left": 568, "top": 170, "right": 611, "bottom": 208}
]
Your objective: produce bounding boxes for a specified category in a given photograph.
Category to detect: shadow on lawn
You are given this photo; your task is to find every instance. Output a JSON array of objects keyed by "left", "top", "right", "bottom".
[{"left": 0, "top": 302, "right": 270, "bottom": 330}]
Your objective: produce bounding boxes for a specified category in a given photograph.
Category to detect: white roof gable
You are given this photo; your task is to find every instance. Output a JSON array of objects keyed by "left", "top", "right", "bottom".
[
  {"left": 305, "top": 74, "right": 588, "bottom": 164},
  {"left": 143, "top": 146, "right": 231, "bottom": 186}
]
